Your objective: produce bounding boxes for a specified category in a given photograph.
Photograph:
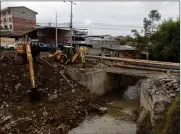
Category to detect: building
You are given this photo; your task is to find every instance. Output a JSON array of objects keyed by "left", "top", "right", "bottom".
[
  {"left": 0, "top": 6, "right": 37, "bottom": 31},
  {"left": 85, "top": 35, "right": 120, "bottom": 48},
  {"left": 83, "top": 35, "right": 120, "bottom": 55},
  {"left": 101, "top": 45, "right": 136, "bottom": 58},
  {"left": 5, "top": 26, "right": 76, "bottom": 46}
]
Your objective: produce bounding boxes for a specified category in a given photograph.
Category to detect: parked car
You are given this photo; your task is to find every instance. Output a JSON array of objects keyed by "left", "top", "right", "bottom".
[
  {"left": 39, "top": 43, "right": 56, "bottom": 52},
  {"left": 1, "top": 43, "right": 18, "bottom": 50}
]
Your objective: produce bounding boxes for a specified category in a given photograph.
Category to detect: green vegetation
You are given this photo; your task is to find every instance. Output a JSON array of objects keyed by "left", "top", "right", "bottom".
[
  {"left": 120, "top": 39, "right": 127, "bottom": 45},
  {"left": 130, "top": 9, "right": 180, "bottom": 62},
  {"left": 150, "top": 18, "right": 180, "bottom": 62}
]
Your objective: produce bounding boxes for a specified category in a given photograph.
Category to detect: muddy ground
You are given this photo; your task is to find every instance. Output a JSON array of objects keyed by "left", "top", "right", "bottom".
[{"left": 0, "top": 51, "right": 104, "bottom": 134}]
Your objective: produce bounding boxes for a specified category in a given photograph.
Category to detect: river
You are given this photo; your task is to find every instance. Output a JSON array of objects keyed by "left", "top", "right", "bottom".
[{"left": 69, "top": 84, "right": 140, "bottom": 134}]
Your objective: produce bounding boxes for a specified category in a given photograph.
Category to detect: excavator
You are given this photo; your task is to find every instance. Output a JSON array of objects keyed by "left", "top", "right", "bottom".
[
  {"left": 49, "top": 45, "right": 88, "bottom": 68},
  {"left": 16, "top": 38, "right": 41, "bottom": 101},
  {"left": 16, "top": 39, "right": 88, "bottom": 101}
]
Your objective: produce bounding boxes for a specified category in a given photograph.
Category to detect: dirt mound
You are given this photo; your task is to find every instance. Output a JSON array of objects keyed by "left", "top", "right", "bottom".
[{"left": 0, "top": 54, "right": 104, "bottom": 133}]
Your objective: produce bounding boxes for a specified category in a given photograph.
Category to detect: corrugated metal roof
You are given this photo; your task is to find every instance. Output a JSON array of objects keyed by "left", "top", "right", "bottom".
[{"left": 3, "top": 29, "right": 36, "bottom": 37}]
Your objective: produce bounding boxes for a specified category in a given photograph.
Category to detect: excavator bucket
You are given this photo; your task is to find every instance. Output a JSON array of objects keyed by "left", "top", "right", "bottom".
[{"left": 27, "top": 88, "right": 40, "bottom": 101}]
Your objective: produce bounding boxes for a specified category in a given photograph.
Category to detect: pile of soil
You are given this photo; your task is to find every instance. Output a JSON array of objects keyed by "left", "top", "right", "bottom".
[{"left": 0, "top": 53, "right": 104, "bottom": 134}]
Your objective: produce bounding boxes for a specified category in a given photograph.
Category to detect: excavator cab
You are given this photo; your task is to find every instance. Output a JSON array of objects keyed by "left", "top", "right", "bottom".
[{"left": 63, "top": 45, "right": 74, "bottom": 58}]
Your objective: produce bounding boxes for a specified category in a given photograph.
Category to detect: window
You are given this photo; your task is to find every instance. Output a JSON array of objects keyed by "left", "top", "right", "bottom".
[
  {"left": 9, "top": 18, "right": 12, "bottom": 22},
  {"left": 9, "top": 25, "right": 12, "bottom": 29},
  {"left": 4, "top": 19, "right": 6, "bottom": 22},
  {"left": 31, "top": 41, "right": 39, "bottom": 47},
  {"left": 4, "top": 25, "right": 7, "bottom": 29},
  {"left": 22, "top": 12, "right": 25, "bottom": 14},
  {"left": 8, "top": 10, "right": 11, "bottom": 15}
]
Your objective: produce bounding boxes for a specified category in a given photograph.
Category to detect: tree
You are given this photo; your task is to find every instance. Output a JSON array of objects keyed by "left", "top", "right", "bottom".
[
  {"left": 120, "top": 39, "right": 127, "bottom": 45},
  {"left": 150, "top": 18, "right": 180, "bottom": 62},
  {"left": 131, "top": 29, "right": 149, "bottom": 58},
  {"left": 148, "top": 10, "right": 161, "bottom": 32},
  {"left": 143, "top": 18, "right": 152, "bottom": 36}
]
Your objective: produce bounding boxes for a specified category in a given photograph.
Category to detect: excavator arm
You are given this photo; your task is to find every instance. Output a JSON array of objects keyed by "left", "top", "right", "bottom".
[
  {"left": 25, "top": 40, "right": 36, "bottom": 88},
  {"left": 71, "top": 47, "right": 87, "bottom": 63}
]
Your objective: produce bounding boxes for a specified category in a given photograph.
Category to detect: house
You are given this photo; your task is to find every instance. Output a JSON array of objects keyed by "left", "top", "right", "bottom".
[
  {"left": 0, "top": 6, "right": 37, "bottom": 31},
  {"left": 84, "top": 35, "right": 120, "bottom": 55},
  {"left": 101, "top": 45, "right": 136, "bottom": 58},
  {"left": 85, "top": 35, "right": 120, "bottom": 48}
]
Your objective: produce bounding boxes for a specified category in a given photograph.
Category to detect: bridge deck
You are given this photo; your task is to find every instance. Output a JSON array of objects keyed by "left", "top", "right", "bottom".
[{"left": 86, "top": 55, "right": 180, "bottom": 70}]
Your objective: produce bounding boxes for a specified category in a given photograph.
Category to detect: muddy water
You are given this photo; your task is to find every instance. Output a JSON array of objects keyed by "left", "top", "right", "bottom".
[{"left": 69, "top": 85, "right": 140, "bottom": 134}]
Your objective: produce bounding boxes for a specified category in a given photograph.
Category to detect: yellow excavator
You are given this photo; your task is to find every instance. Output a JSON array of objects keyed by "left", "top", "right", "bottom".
[
  {"left": 16, "top": 38, "right": 41, "bottom": 101},
  {"left": 49, "top": 45, "right": 88, "bottom": 68},
  {"left": 16, "top": 40, "right": 88, "bottom": 101},
  {"left": 25, "top": 40, "right": 41, "bottom": 101}
]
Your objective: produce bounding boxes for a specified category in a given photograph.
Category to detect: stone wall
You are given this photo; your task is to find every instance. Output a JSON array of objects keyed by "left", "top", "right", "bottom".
[{"left": 138, "top": 74, "right": 180, "bottom": 128}]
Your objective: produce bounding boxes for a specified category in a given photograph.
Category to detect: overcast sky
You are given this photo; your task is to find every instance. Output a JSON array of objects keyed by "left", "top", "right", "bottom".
[{"left": 1, "top": 1, "right": 180, "bottom": 36}]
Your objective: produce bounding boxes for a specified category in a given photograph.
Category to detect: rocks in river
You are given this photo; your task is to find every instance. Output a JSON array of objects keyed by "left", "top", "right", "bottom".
[{"left": 98, "top": 107, "right": 107, "bottom": 114}]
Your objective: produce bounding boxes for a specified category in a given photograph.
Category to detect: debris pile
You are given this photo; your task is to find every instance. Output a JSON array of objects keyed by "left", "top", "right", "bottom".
[
  {"left": 0, "top": 55, "right": 104, "bottom": 133},
  {"left": 149, "top": 75, "right": 180, "bottom": 98},
  {"left": 139, "top": 74, "right": 180, "bottom": 128}
]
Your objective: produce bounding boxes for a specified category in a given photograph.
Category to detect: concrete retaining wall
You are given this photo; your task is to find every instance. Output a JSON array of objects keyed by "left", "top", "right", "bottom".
[
  {"left": 65, "top": 69, "right": 109, "bottom": 95},
  {"left": 66, "top": 68, "right": 142, "bottom": 96}
]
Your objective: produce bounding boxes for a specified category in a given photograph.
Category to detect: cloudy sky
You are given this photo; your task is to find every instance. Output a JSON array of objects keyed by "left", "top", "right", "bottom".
[{"left": 1, "top": 1, "right": 180, "bottom": 36}]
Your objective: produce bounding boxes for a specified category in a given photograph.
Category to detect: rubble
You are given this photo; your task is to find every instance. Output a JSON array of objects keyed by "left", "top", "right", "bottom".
[
  {"left": 98, "top": 107, "right": 108, "bottom": 114},
  {"left": 149, "top": 75, "right": 179, "bottom": 98},
  {"left": 139, "top": 74, "right": 180, "bottom": 128},
  {"left": 0, "top": 53, "right": 104, "bottom": 134}
]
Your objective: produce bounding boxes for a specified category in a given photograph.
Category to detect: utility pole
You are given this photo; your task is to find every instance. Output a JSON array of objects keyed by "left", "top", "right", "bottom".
[
  {"left": 63, "top": 1, "right": 76, "bottom": 46},
  {"left": 55, "top": 12, "right": 58, "bottom": 47},
  {"left": 70, "top": 1, "right": 76, "bottom": 47}
]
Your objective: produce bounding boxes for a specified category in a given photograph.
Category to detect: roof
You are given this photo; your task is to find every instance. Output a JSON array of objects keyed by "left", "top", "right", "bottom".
[
  {"left": 34, "top": 25, "right": 72, "bottom": 31},
  {"left": 1, "top": 6, "right": 38, "bottom": 14},
  {"left": 85, "top": 35, "right": 110, "bottom": 37},
  {"left": 4, "top": 29, "right": 36, "bottom": 37},
  {"left": 102, "top": 45, "right": 136, "bottom": 51}
]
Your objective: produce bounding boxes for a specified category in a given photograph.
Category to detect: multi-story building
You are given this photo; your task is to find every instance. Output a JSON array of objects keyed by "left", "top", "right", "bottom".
[{"left": 0, "top": 6, "right": 37, "bottom": 31}]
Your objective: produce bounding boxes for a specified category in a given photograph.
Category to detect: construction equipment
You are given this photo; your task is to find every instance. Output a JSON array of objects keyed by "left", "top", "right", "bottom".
[
  {"left": 25, "top": 40, "right": 41, "bottom": 101},
  {"left": 49, "top": 45, "right": 88, "bottom": 67},
  {"left": 16, "top": 39, "right": 41, "bottom": 101}
]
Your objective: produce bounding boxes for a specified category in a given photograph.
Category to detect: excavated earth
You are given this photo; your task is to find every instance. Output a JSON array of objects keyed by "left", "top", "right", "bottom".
[{"left": 0, "top": 52, "right": 104, "bottom": 134}]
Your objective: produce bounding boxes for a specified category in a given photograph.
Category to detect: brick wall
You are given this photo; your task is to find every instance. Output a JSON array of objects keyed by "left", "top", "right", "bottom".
[{"left": 13, "top": 17, "right": 36, "bottom": 30}]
